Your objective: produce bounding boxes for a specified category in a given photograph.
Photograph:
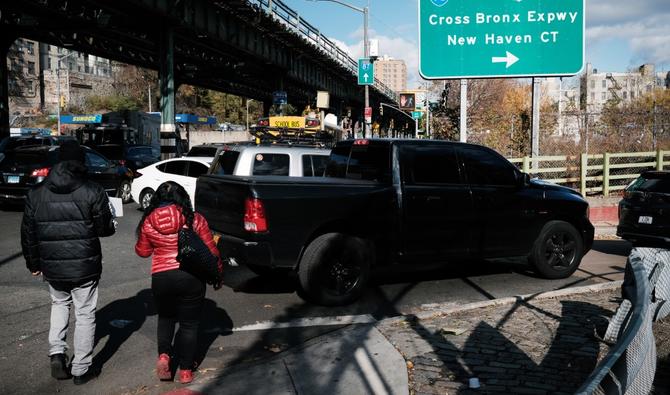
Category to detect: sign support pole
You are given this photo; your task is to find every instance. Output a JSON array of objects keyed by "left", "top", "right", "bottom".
[
  {"left": 531, "top": 77, "right": 541, "bottom": 172},
  {"left": 363, "top": 5, "right": 370, "bottom": 138},
  {"left": 459, "top": 79, "right": 467, "bottom": 143}
]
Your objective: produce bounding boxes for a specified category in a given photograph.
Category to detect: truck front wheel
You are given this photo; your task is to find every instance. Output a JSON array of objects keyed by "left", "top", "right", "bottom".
[
  {"left": 298, "top": 233, "right": 371, "bottom": 306},
  {"left": 529, "top": 220, "right": 584, "bottom": 279}
]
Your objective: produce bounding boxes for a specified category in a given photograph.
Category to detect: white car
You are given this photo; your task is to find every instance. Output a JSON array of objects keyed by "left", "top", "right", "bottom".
[{"left": 131, "top": 157, "right": 213, "bottom": 210}]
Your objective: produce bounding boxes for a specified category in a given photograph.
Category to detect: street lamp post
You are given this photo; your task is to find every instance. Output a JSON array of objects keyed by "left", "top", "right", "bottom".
[
  {"left": 56, "top": 51, "right": 75, "bottom": 135},
  {"left": 308, "top": 0, "right": 371, "bottom": 138}
]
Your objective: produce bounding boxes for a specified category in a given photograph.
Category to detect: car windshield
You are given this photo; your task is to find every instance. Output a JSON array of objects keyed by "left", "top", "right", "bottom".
[{"left": 627, "top": 174, "right": 670, "bottom": 194}]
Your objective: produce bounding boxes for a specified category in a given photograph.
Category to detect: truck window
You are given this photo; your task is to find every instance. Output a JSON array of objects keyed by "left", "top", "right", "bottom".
[
  {"left": 326, "top": 144, "right": 390, "bottom": 182},
  {"left": 459, "top": 147, "right": 516, "bottom": 186},
  {"left": 302, "top": 154, "right": 328, "bottom": 177},
  {"left": 211, "top": 150, "right": 240, "bottom": 175},
  {"left": 404, "top": 146, "right": 461, "bottom": 185},
  {"left": 252, "top": 153, "right": 289, "bottom": 176}
]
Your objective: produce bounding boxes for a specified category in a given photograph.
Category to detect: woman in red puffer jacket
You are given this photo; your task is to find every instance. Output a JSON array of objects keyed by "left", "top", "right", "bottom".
[{"left": 135, "top": 181, "right": 222, "bottom": 384}]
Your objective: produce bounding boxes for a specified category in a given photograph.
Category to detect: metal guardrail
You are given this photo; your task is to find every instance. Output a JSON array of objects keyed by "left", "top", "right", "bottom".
[
  {"left": 248, "top": 0, "right": 398, "bottom": 102},
  {"left": 508, "top": 150, "right": 669, "bottom": 196},
  {"left": 576, "top": 248, "right": 670, "bottom": 394}
]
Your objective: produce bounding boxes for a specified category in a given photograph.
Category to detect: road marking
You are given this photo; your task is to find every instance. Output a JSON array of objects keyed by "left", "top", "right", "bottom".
[{"left": 232, "top": 314, "right": 376, "bottom": 332}]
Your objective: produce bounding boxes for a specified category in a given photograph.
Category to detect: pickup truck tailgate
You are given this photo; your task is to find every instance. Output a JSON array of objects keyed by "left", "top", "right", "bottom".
[{"left": 195, "top": 175, "right": 250, "bottom": 237}]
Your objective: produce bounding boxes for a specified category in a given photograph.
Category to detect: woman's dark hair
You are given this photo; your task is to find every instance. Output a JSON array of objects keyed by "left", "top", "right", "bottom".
[{"left": 136, "top": 181, "right": 194, "bottom": 238}]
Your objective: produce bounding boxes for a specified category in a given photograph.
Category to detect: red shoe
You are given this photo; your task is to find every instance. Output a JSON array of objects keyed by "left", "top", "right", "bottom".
[
  {"left": 179, "top": 369, "right": 193, "bottom": 384},
  {"left": 156, "top": 353, "right": 172, "bottom": 381}
]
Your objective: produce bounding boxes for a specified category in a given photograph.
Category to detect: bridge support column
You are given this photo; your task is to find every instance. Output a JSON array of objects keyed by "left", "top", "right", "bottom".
[
  {"left": 0, "top": 33, "right": 15, "bottom": 140},
  {"left": 159, "top": 28, "right": 178, "bottom": 158}
]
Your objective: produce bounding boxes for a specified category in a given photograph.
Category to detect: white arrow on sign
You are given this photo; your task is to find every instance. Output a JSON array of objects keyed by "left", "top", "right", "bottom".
[
  {"left": 491, "top": 51, "right": 519, "bottom": 68},
  {"left": 363, "top": 73, "right": 369, "bottom": 82}
]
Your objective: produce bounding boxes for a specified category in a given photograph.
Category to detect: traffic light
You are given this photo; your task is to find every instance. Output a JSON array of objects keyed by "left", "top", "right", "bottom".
[
  {"left": 59, "top": 95, "right": 66, "bottom": 109},
  {"left": 379, "top": 104, "right": 383, "bottom": 116}
]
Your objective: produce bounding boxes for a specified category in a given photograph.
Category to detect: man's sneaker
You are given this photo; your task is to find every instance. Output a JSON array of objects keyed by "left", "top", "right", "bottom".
[
  {"left": 73, "top": 368, "right": 98, "bottom": 385},
  {"left": 50, "top": 354, "right": 70, "bottom": 380},
  {"left": 156, "top": 353, "right": 172, "bottom": 381},
  {"left": 179, "top": 369, "right": 193, "bottom": 384}
]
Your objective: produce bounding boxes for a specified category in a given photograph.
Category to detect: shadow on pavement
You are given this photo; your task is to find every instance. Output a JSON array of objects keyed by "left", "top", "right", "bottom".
[
  {"left": 93, "top": 289, "right": 156, "bottom": 371},
  {"left": 194, "top": 298, "right": 234, "bottom": 366},
  {"left": 405, "top": 299, "right": 611, "bottom": 394},
  {"left": 0, "top": 251, "right": 22, "bottom": 267}
]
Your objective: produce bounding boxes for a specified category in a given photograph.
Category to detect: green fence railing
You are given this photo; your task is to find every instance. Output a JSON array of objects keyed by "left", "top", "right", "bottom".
[{"left": 508, "top": 150, "right": 669, "bottom": 197}]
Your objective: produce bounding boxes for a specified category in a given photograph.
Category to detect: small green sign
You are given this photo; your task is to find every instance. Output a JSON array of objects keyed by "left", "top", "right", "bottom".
[
  {"left": 412, "top": 111, "right": 423, "bottom": 119},
  {"left": 418, "top": 0, "right": 584, "bottom": 79},
  {"left": 358, "top": 58, "right": 374, "bottom": 85}
]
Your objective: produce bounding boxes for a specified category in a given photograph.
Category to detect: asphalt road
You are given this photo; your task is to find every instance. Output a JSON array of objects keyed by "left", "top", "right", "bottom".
[{"left": 0, "top": 205, "right": 630, "bottom": 395}]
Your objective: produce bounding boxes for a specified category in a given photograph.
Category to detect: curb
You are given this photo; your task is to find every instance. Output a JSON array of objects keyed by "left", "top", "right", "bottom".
[{"left": 383, "top": 281, "right": 623, "bottom": 324}]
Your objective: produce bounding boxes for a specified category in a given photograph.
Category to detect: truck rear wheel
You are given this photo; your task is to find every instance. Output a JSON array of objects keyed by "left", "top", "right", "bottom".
[
  {"left": 529, "top": 220, "right": 583, "bottom": 279},
  {"left": 298, "top": 233, "right": 371, "bottom": 306}
]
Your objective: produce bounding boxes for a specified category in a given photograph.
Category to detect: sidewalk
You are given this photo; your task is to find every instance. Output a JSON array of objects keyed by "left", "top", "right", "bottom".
[
  {"left": 167, "top": 223, "right": 669, "bottom": 395},
  {"left": 170, "top": 280, "right": 670, "bottom": 395}
]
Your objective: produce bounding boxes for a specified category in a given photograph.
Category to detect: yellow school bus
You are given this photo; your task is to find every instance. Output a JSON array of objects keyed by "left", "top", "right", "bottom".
[{"left": 251, "top": 115, "right": 340, "bottom": 144}]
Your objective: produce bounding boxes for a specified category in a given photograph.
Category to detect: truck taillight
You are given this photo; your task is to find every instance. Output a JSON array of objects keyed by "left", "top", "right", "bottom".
[
  {"left": 306, "top": 119, "right": 320, "bottom": 127},
  {"left": 244, "top": 197, "right": 268, "bottom": 232},
  {"left": 353, "top": 139, "right": 369, "bottom": 145},
  {"left": 31, "top": 167, "right": 50, "bottom": 177}
]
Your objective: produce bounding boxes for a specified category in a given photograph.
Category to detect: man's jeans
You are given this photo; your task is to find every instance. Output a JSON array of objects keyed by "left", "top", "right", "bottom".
[{"left": 48, "top": 280, "right": 98, "bottom": 376}]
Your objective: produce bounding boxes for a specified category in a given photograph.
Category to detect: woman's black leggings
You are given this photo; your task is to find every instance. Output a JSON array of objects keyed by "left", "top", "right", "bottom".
[{"left": 151, "top": 269, "right": 205, "bottom": 370}]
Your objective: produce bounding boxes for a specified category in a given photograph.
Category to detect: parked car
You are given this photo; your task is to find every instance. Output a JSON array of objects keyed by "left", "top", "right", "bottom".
[
  {"left": 617, "top": 171, "right": 670, "bottom": 247},
  {"left": 0, "top": 135, "right": 75, "bottom": 153},
  {"left": 90, "top": 143, "right": 159, "bottom": 171},
  {"left": 0, "top": 145, "right": 131, "bottom": 204},
  {"left": 208, "top": 144, "right": 330, "bottom": 177},
  {"left": 131, "top": 157, "right": 214, "bottom": 210},
  {"left": 196, "top": 139, "right": 594, "bottom": 306}
]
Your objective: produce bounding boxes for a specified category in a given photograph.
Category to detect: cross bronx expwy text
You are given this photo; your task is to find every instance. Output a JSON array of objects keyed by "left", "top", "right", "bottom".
[{"left": 428, "top": 11, "right": 579, "bottom": 26}]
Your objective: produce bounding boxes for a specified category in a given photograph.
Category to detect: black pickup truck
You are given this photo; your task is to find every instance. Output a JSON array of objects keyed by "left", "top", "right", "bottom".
[{"left": 196, "top": 139, "right": 594, "bottom": 305}]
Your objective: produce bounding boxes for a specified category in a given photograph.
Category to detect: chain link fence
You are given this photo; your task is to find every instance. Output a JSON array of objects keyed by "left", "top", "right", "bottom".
[{"left": 576, "top": 248, "right": 670, "bottom": 395}]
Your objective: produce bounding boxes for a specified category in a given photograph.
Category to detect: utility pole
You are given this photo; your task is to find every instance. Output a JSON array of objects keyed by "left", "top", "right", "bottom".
[
  {"left": 56, "top": 51, "right": 75, "bottom": 135},
  {"left": 460, "top": 79, "right": 467, "bottom": 142},
  {"left": 531, "top": 78, "right": 541, "bottom": 171}
]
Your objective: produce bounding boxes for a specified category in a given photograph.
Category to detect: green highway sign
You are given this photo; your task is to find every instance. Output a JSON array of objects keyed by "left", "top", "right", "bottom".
[
  {"left": 412, "top": 111, "right": 423, "bottom": 119},
  {"left": 358, "top": 58, "right": 374, "bottom": 85},
  {"left": 418, "top": 0, "right": 584, "bottom": 79}
]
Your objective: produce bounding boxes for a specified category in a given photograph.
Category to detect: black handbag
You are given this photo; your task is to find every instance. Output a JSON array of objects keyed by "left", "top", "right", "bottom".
[{"left": 176, "top": 227, "right": 221, "bottom": 284}]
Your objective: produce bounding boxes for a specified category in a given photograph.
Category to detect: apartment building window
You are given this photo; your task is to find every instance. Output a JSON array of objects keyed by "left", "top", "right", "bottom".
[
  {"left": 27, "top": 81, "right": 34, "bottom": 95},
  {"left": 623, "top": 91, "right": 628, "bottom": 99},
  {"left": 47, "top": 58, "right": 51, "bottom": 70},
  {"left": 646, "top": 85, "right": 652, "bottom": 93},
  {"left": 601, "top": 80, "right": 607, "bottom": 88},
  {"left": 26, "top": 42, "right": 34, "bottom": 55},
  {"left": 601, "top": 92, "right": 606, "bottom": 100},
  {"left": 590, "top": 80, "right": 595, "bottom": 89},
  {"left": 631, "top": 92, "right": 635, "bottom": 99},
  {"left": 27, "top": 61, "right": 35, "bottom": 75},
  {"left": 590, "top": 93, "right": 595, "bottom": 101}
]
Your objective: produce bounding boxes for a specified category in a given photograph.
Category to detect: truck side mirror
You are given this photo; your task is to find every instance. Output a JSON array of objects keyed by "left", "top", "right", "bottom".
[{"left": 517, "top": 172, "right": 530, "bottom": 187}]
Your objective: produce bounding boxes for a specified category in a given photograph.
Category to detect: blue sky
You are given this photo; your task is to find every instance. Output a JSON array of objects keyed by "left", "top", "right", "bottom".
[{"left": 282, "top": 0, "right": 670, "bottom": 87}]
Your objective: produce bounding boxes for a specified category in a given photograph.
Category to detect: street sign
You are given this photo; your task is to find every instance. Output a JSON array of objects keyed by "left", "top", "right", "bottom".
[
  {"left": 364, "top": 106, "right": 372, "bottom": 123},
  {"left": 412, "top": 111, "right": 422, "bottom": 120},
  {"left": 273, "top": 91, "right": 288, "bottom": 105},
  {"left": 418, "top": 0, "right": 584, "bottom": 79},
  {"left": 358, "top": 58, "right": 374, "bottom": 86}
]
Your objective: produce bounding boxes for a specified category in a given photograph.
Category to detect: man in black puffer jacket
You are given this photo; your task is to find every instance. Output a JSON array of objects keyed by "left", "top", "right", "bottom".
[{"left": 21, "top": 140, "right": 116, "bottom": 385}]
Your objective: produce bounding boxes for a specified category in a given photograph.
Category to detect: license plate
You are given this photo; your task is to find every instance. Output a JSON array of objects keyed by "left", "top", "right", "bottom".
[
  {"left": 639, "top": 216, "right": 653, "bottom": 224},
  {"left": 7, "top": 176, "right": 19, "bottom": 184}
]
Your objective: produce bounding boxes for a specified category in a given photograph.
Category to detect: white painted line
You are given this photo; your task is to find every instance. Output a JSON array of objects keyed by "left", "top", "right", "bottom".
[
  {"left": 354, "top": 348, "right": 390, "bottom": 395},
  {"left": 232, "top": 314, "right": 377, "bottom": 332}
]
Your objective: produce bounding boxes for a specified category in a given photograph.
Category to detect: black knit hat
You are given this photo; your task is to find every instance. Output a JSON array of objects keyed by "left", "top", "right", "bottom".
[{"left": 59, "top": 140, "right": 86, "bottom": 163}]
